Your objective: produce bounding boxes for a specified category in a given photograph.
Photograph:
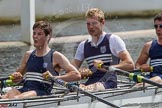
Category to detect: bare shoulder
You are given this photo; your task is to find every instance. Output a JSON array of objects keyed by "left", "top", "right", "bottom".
[
  {"left": 23, "top": 50, "right": 33, "bottom": 62},
  {"left": 53, "top": 51, "right": 68, "bottom": 63},
  {"left": 53, "top": 51, "right": 64, "bottom": 58},
  {"left": 24, "top": 50, "right": 33, "bottom": 58},
  {"left": 17, "top": 50, "right": 33, "bottom": 72},
  {"left": 143, "top": 41, "right": 152, "bottom": 52},
  {"left": 25, "top": 50, "right": 33, "bottom": 55},
  {"left": 144, "top": 41, "right": 152, "bottom": 48},
  {"left": 53, "top": 51, "right": 73, "bottom": 71}
]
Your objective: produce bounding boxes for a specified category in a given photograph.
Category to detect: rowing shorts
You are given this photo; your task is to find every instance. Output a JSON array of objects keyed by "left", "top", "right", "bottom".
[
  {"left": 99, "top": 72, "right": 117, "bottom": 89},
  {"left": 101, "top": 80, "right": 117, "bottom": 89},
  {"left": 17, "top": 81, "right": 50, "bottom": 96}
]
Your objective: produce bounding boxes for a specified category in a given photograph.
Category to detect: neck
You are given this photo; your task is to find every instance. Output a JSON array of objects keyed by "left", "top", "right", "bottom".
[
  {"left": 36, "top": 46, "right": 50, "bottom": 56},
  {"left": 92, "top": 32, "right": 102, "bottom": 44}
]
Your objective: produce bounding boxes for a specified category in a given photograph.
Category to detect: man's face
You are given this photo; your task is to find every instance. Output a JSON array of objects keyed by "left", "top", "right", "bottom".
[
  {"left": 86, "top": 16, "right": 104, "bottom": 37},
  {"left": 33, "top": 28, "right": 48, "bottom": 48},
  {"left": 154, "top": 20, "right": 162, "bottom": 38}
]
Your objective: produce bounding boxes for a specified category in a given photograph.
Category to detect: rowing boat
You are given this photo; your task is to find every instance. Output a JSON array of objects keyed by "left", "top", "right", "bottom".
[
  {"left": 0, "top": 68, "right": 162, "bottom": 108},
  {"left": 0, "top": 85, "right": 162, "bottom": 108}
]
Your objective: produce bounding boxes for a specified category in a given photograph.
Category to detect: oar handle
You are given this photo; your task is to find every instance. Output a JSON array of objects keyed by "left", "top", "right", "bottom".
[
  {"left": 0, "top": 76, "right": 14, "bottom": 81},
  {"left": 98, "top": 64, "right": 153, "bottom": 73},
  {"left": 130, "top": 66, "right": 153, "bottom": 73},
  {"left": 97, "top": 64, "right": 162, "bottom": 88},
  {"left": 48, "top": 77, "right": 78, "bottom": 92},
  {"left": 97, "top": 64, "right": 115, "bottom": 72},
  {"left": 114, "top": 68, "right": 162, "bottom": 88},
  {"left": 97, "top": 63, "right": 109, "bottom": 69}
]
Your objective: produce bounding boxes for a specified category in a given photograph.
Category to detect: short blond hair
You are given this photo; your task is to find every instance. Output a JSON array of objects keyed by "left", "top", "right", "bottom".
[{"left": 85, "top": 8, "right": 105, "bottom": 22}]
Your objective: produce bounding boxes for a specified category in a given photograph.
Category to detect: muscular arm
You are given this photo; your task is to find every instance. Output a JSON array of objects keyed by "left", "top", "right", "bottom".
[
  {"left": 71, "top": 59, "right": 83, "bottom": 69},
  {"left": 53, "top": 51, "right": 81, "bottom": 82},
  {"left": 11, "top": 51, "right": 31, "bottom": 82},
  {"left": 135, "top": 41, "right": 151, "bottom": 69},
  {"left": 112, "top": 50, "right": 134, "bottom": 71},
  {"left": 15, "top": 51, "right": 31, "bottom": 75}
]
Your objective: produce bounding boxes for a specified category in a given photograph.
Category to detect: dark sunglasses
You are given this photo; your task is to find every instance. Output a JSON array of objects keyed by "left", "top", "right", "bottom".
[{"left": 154, "top": 24, "right": 162, "bottom": 29}]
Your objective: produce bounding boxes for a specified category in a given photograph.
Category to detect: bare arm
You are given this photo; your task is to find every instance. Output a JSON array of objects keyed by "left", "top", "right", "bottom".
[
  {"left": 135, "top": 41, "right": 152, "bottom": 69},
  {"left": 53, "top": 51, "right": 81, "bottom": 82},
  {"left": 71, "top": 59, "right": 83, "bottom": 69},
  {"left": 15, "top": 51, "right": 31, "bottom": 75},
  {"left": 112, "top": 50, "right": 134, "bottom": 71},
  {"left": 11, "top": 51, "right": 31, "bottom": 82}
]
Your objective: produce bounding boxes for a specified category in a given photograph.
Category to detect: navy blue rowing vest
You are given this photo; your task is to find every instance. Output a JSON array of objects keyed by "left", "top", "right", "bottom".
[
  {"left": 24, "top": 49, "right": 58, "bottom": 94},
  {"left": 84, "top": 34, "right": 119, "bottom": 85},
  {"left": 149, "top": 39, "right": 162, "bottom": 77}
]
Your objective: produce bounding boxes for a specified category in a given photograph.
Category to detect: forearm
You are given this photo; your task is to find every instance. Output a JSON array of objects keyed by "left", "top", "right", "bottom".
[
  {"left": 55, "top": 71, "right": 81, "bottom": 82},
  {"left": 112, "top": 61, "right": 134, "bottom": 71},
  {"left": 15, "top": 66, "right": 26, "bottom": 76}
]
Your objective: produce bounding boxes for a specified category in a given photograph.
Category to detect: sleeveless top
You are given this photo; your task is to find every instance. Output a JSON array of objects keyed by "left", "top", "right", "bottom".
[
  {"left": 84, "top": 34, "right": 119, "bottom": 85},
  {"left": 24, "top": 49, "right": 58, "bottom": 94},
  {"left": 149, "top": 39, "right": 162, "bottom": 76}
]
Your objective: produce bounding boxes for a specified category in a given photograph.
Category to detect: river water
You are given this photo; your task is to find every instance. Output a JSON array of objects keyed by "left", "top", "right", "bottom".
[{"left": 0, "top": 18, "right": 155, "bottom": 75}]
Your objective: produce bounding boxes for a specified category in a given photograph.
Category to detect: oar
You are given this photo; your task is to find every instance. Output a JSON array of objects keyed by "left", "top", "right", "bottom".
[
  {"left": 0, "top": 76, "right": 14, "bottom": 81},
  {"left": 115, "top": 68, "right": 162, "bottom": 88},
  {"left": 0, "top": 76, "right": 14, "bottom": 95},
  {"left": 98, "top": 64, "right": 162, "bottom": 88},
  {"left": 129, "top": 66, "right": 153, "bottom": 73},
  {"left": 98, "top": 64, "right": 153, "bottom": 73},
  {"left": 48, "top": 77, "right": 120, "bottom": 108}
]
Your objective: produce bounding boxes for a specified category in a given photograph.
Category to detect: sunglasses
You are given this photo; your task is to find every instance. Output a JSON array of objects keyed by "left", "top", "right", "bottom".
[{"left": 154, "top": 24, "right": 162, "bottom": 29}]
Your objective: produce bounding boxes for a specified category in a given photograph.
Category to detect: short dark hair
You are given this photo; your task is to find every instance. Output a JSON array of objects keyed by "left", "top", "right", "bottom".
[
  {"left": 154, "top": 13, "right": 162, "bottom": 22},
  {"left": 33, "top": 21, "right": 52, "bottom": 37}
]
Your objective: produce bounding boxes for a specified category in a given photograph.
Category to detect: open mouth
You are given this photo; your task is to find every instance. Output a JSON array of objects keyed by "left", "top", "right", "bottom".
[{"left": 34, "top": 40, "right": 38, "bottom": 43}]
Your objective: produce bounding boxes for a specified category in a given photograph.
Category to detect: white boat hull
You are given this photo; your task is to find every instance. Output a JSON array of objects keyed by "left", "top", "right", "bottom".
[{"left": 1, "top": 86, "right": 162, "bottom": 108}]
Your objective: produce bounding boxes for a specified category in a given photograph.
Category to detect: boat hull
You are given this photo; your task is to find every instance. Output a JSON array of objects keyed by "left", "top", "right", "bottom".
[{"left": 1, "top": 86, "right": 162, "bottom": 108}]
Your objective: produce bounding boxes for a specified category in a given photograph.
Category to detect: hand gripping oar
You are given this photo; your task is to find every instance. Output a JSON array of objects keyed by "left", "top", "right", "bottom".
[
  {"left": 98, "top": 64, "right": 162, "bottom": 88},
  {"left": 0, "top": 76, "right": 14, "bottom": 81},
  {"left": 47, "top": 77, "right": 120, "bottom": 108},
  {"left": 0, "top": 76, "right": 15, "bottom": 95},
  {"left": 129, "top": 66, "right": 153, "bottom": 73}
]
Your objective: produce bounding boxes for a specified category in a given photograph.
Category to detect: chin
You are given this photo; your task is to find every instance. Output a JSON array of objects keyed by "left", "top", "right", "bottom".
[{"left": 34, "top": 44, "right": 39, "bottom": 48}]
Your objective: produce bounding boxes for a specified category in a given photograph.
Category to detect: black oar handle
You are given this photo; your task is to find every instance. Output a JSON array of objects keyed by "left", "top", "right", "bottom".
[{"left": 48, "top": 77, "right": 120, "bottom": 108}]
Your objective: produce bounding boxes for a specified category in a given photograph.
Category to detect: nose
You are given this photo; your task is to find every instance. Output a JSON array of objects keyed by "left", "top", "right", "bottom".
[{"left": 33, "top": 33, "right": 38, "bottom": 38}]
